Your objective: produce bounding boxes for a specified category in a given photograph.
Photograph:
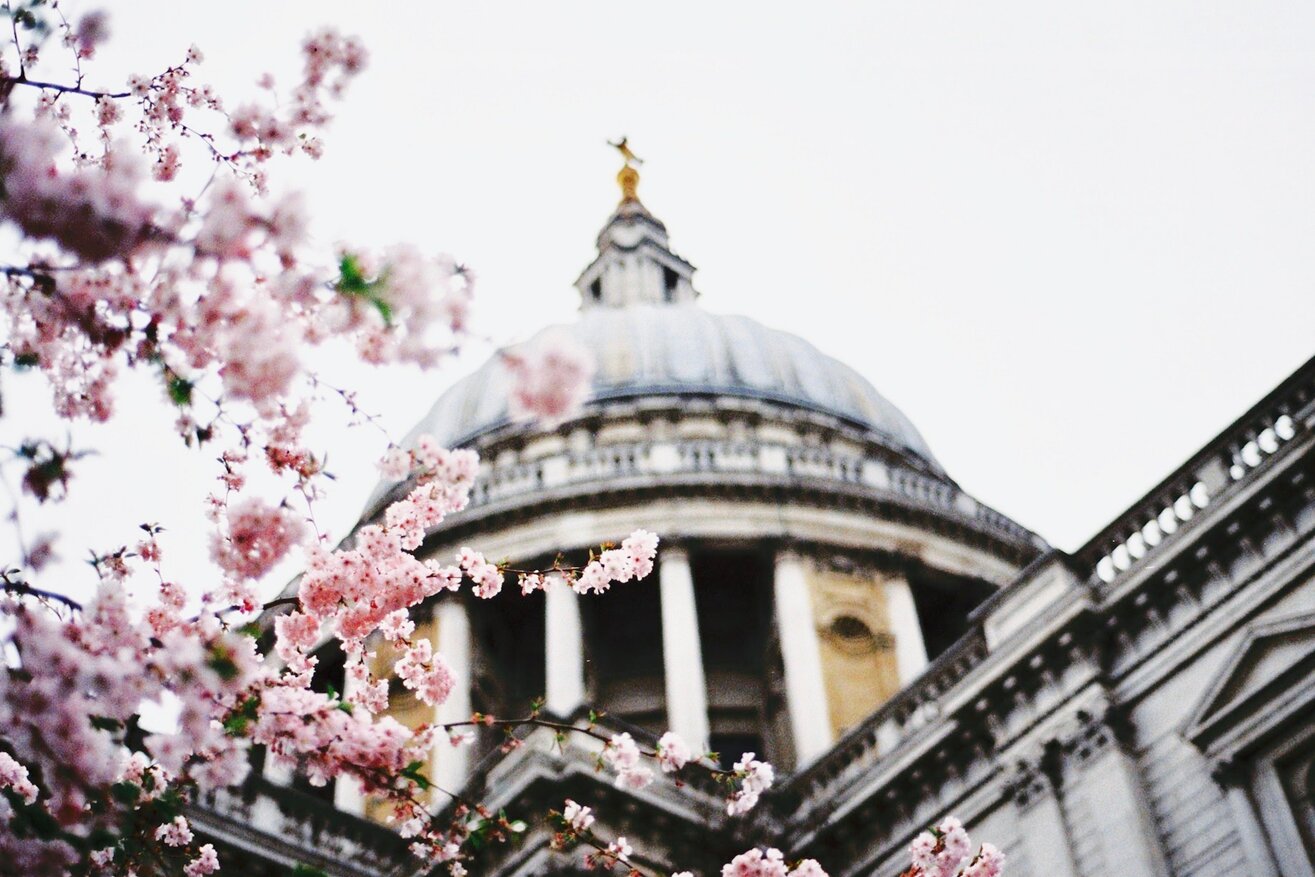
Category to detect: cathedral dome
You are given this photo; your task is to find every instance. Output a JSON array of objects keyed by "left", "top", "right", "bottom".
[{"left": 408, "top": 304, "right": 941, "bottom": 470}]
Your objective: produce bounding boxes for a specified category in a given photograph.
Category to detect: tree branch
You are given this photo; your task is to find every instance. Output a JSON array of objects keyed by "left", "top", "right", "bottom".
[{"left": 1, "top": 73, "right": 130, "bottom": 100}]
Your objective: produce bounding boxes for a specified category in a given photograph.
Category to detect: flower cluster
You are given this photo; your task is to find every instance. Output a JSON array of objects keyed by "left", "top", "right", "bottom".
[
  {"left": 604, "top": 732, "right": 655, "bottom": 790},
  {"left": 0, "top": 588, "right": 259, "bottom": 872},
  {"left": 211, "top": 498, "right": 305, "bottom": 584},
  {"left": 573, "top": 529, "right": 659, "bottom": 595},
  {"left": 394, "top": 638, "right": 456, "bottom": 707},
  {"left": 657, "top": 731, "right": 692, "bottom": 773},
  {"left": 720, "top": 848, "right": 828, "bottom": 877},
  {"left": 562, "top": 799, "right": 596, "bottom": 832},
  {"left": 0, "top": 118, "right": 159, "bottom": 261},
  {"left": 502, "top": 330, "right": 595, "bottom": 423},
  {"left": 727, "top": 752, "right": 775, "bottom": 815},
  {"left": 908, "top": 817, "right": 1005, "bottom": 877}
]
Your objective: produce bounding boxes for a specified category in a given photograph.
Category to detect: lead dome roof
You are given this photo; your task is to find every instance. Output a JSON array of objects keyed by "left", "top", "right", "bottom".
[{"left": 407, "top": 303, "right": 941, "bottom": 471}]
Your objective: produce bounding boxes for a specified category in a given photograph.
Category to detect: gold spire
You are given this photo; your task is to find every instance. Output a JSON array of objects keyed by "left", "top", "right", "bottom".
[{"left": 608, "top": 137, "right": 643, "bottom": 203}]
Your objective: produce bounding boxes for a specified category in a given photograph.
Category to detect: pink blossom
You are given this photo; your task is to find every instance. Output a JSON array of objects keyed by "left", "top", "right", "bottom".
[
  {"left": 154, "top": 815, "right": 193, "bottom": 847},
  {"left": 211, "top": 498, "right": 304, "bottom": 581},
  {"left": 721, "top": 847, "right": 788, "bottom": 877},
  {"left": 378, "top": 447, "right": 412, "bottom": 480},
  {"left": 394, "top": 640, "right": 456, "bottom": 706},
  {"left": 727, "top": 753, "right": 775, "bottom": 816},
  {"left": 502, "top": 331, "right": 595, "bottom": 423},
  {"left": 458, "top": 547, "right": 503, "bottom": 598},
  {"left": 657, "top": 731, "right": 692, "bottom": 773},
  {"left": 0, "top": 119, "right": 158, "bottom": 261},
  {"left": 960, "top": 844, "right": 1005, "bottom": 877},
  {"left": 604, "top": 733, "right": 654, "bottom": 790},
  {"left": 184, "top": 844, "right": 220, "bottom": 876},
  {"left": 0, "top": 752, "right": 39, "bottom": 808},
  {"left": 563, "top": 798, "right": 595, "bottom": 832},
  {"left": 518, "top": 572, "right": 546, "bottom": 594}
]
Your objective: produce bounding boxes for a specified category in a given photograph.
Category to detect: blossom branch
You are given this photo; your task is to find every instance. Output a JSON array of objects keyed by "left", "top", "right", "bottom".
[{"left": 0, "top": 73, "right": 129, "bottom": 99}]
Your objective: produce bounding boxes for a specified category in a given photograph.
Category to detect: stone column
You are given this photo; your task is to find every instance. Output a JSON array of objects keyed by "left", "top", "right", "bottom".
[
  {"left": 1010, "top": 759, "right": 1081, "bottom": 877},
  {"left": 773, "top": 551, "right": 832, "bottom": 765},
  {"left": 432, "top": 599, "right": 474, "bottom": 797},
  {"left": 659, "top": 547, "right": 710, "bottom": 749},
  {"left": 1215, "top": 763, "right": 1281, "bottom": 877},
  {"left": 1064, "top": 713, "right": 1171, "bottom": 877},
  {"left": 883, "top": 575, "right": 929, "bottom": 685},
  {"left": 545, "top": 578, "right": 586, "bottom": 716}
]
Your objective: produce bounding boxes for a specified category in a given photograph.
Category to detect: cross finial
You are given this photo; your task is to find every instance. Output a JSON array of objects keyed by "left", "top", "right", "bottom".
[
  {"left": 608, "top": 136, "right": 643, "bottom": 168},
  {"left": 608, "top": 137, "right": 643, "bottom": 203}
]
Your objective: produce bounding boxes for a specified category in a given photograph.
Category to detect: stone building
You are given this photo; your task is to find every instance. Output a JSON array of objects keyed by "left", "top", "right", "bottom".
[{"left": 193, "top": 162, "right": 1315, "bottom": 877}]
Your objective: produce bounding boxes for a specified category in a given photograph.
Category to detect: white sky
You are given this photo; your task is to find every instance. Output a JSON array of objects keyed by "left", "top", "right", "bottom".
[{"left": 7, "top": 1, "right": 1315, "bottom": 599}]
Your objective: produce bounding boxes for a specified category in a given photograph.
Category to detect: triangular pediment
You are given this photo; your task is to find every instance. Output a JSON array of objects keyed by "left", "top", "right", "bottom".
[{"left": 1185, "top": 611, "right": 1315, "bottom": 749}]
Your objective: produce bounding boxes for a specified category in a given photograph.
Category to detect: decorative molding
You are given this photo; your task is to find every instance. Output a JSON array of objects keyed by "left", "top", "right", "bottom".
[{"left": 1184, "top": 610, "right": 1315, "bottom": 756}]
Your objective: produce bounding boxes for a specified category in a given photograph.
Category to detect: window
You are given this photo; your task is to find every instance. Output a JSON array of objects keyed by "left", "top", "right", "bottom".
[{"left": 662, "top": 267, "right": 679, "bottom": 303}]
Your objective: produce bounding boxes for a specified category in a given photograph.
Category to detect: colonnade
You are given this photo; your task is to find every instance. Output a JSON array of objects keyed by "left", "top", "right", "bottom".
[
  {"left": 306, "top": 546, "right": 931, "bottom": 815},
  {"left": 541, "top": 548, "right": 929, "bottom": 764}
]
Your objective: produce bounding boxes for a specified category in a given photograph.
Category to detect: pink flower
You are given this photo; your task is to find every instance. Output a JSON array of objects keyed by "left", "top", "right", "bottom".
[
  {"left": 211, "top": 498, "right": 304, "bottom": 581},
  {"left": 727, "top": 753, "right": 775, "bottom": 816},
  {"left": 562, "top": 798, "right": 595, "bottom": 832},
  {"left": 721, "top": 848, "right": 788, "bottom": 877},
  {"left": 657, "top": 731, "right": 691, "bottom": 773},
  {"left": 960, "top": 844, "right": 1005, "bottom": 877},
  {"left": 394, "top": 640, "right": 455, "bottom": 706},
  {"left": 378, "top": 447, "right": 412, "bottom": 480},
  {"left": 0, "top": 752, "right": 39, "bottom": 806},
  {"left": 604, "top": 733, "right": 654, "bottom": 790},
  {"left": 154, "top": 815, "right": 193, "bottom": 847},
  {"left": 0, "top": 119, "right": 158, "bottom": 261},
  {"left": 502, "top": 331, "right": 594, "bottom": 424},
  {"left": 184, "top": 844, "right": 220, "bottom": 876}
]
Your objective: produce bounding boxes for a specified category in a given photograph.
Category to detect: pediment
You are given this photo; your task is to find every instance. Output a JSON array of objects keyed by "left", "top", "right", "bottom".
[{"left": 1185, "top": 611, "right": 1315, "bottom": 751}]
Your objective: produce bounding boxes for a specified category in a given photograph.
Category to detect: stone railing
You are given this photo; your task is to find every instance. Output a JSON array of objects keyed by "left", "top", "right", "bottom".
[
  {"left": 1074, "top": 354, "right": 1315, "bottom": 591},
  {"left": 453, "top": 711, "right": 728, "bottom": 814},
  {"left": 190, "top": 777, "right": 409, "bottom": 877},
  {"left": 463, "top": 436, "right": 1036, "bottom": 546}
]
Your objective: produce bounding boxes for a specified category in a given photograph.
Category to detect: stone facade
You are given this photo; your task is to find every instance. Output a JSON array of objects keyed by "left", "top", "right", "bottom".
[{"left": 193, "top": 172, "right": 1315, "bottom": 877}]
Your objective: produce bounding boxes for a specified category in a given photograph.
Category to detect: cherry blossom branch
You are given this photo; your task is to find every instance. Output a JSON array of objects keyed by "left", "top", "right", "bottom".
[
  {"left": 0, "top": 73, "right": 129, "bottom": 99},
  {"left": 0, "top": 571, "right": 82, "bottom": 611}
]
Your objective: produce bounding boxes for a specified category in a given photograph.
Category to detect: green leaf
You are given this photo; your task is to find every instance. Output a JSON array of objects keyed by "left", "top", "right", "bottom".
[
  {"left": 109, "top": 782, "right": 140, "bottom": 806},
  {"left": 400, "top": 760, "right": 432, "bottom": 791},
  {"left": 166, "top": 374, "right": 193, "bottom": 407},
  {"left": 223, "top": 695, "right": 260, "bottom": 736},
  {"left": 335, "top": 254, "right": 371, "bottom": 295},
  {"left": 290, "top": 865, "right": 329, "bottom": 877},
  {"left": 334, "top": 253, "right": 394, "bottom": 326}
]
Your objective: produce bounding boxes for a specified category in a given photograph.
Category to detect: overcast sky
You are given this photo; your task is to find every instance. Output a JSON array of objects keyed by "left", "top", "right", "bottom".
[{"left": 8, "top": 2, "right": 1315, "bottom": 598}]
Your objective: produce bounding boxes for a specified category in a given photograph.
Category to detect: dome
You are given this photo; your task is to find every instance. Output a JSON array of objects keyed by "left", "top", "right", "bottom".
[{"left": 407, "top": 304, "right": 941, "bottom": 470}]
